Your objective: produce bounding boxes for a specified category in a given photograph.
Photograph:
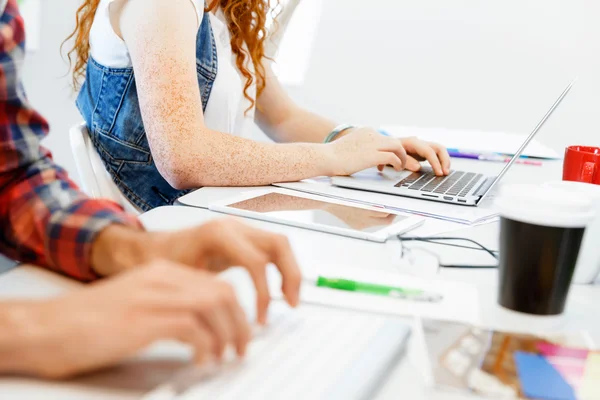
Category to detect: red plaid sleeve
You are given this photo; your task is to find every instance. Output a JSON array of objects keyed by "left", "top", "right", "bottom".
[{"left": 0, "top": 0, "right": 140, "bottom": 281}]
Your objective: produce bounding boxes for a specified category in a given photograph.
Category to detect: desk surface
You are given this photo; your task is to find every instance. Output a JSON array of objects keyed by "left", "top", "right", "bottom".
[{"left": 1, "top": 159, "right": 598, "bottom": 400}]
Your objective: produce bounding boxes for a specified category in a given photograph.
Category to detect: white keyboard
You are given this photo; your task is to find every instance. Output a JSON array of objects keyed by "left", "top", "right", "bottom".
[{"left": 144, "top": 302, "right": 411, "bottom": 400}]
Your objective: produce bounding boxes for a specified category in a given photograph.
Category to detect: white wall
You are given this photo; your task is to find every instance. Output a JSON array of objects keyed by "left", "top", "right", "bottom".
[
  {"left": 22, "top": 0, "right": 600, "bottom": 186},
  {"left": 287, "top": 0, "right": 600, "bottom": 152},
  {"left": 23, "top": 0, "right": 82, "bottom": 183}
]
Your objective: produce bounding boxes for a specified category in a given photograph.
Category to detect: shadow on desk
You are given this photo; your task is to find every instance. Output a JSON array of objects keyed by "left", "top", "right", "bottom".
[{"left": 70, "top": 358, "right": 189, "bottom": 394}]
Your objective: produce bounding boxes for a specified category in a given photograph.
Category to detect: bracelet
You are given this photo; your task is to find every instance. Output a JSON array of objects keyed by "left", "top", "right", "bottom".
[{"left": 323, "top": 124, "right": 356, "bottom": 143}]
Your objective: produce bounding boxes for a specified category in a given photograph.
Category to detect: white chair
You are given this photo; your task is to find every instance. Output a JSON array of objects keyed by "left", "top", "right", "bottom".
[{"left": 69, "top": 123, "right": 140, "bottom": 215}]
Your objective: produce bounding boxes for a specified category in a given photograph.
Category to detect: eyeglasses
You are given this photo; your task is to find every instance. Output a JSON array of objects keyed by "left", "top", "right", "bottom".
[{"left": 397, "top": 235, "right": 499, "bottom": 271}]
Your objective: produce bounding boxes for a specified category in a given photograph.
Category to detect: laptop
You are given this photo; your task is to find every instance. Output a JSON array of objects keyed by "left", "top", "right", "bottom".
[
  {"left": 143, "top": 302, "right": 411, "bottom": 400},
  {"left": 331, "top": 80, "right": 575, "bottom": 207}
]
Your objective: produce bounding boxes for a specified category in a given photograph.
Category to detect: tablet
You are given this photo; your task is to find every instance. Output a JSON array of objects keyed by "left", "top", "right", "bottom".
[{"left": 209, "top": 189, "right": 424, "bottom": 242}]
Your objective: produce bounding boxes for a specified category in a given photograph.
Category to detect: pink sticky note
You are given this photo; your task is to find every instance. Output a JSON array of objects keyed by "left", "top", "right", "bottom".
[
  {"left": 537, "top": 342, "right": 590, "bottom": 359},
  {"left": 536, "top": 343, "right": 590, "bottom": 389}
]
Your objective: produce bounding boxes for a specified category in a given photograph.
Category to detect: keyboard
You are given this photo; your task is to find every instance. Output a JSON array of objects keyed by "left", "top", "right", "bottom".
[
  {"left": 144, "top": 303, "right": 411, "bottom": 400},
  {"left": 395, "top": 168, "right": 484, "bottom": 198}
]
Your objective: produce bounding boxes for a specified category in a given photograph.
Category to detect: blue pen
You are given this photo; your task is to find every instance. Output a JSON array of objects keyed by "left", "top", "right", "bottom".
[
  {"left": 449, "top": 147, "right": 534, "bottom": 161},
  {"left": 447, "top": 148, "right": 543, "bottom": 166},
  {"left": 450, "top": 147, "right": 515, "bottom": 159},
  {"left": 447, "top": 148, "right": 484, "bottom": 160},
  {"left": 447, "top": 148, "right": 484, "bottom": 156}
]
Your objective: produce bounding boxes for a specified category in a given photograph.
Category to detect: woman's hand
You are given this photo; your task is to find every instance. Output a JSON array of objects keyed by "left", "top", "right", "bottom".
[
  {"left": 327, "top": 128, "right": 450, "bottom": 176},
  {"left": 5, "top": 262, "right": 251, "bottom": 379},
  {"left": 399, "top": 136, "right": 451, "bottom": 175}
]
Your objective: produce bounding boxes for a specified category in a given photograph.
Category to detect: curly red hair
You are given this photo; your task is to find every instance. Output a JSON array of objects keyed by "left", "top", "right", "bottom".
[{"left": 64, "top": 0, "right": 279, "bottom": 113}]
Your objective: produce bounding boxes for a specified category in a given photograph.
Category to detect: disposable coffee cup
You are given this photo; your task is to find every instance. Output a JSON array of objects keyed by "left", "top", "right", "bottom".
[
  {"left": 544, "top": 181, "right": 600, "bottom": 284},
  {"left": 494, "top": 184, "right": 595, "bottom": 315}
]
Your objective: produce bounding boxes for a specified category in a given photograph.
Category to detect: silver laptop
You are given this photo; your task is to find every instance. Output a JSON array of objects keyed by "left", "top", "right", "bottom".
[{"left": 332, "top": 80, "right": 575, "bottom": 207}]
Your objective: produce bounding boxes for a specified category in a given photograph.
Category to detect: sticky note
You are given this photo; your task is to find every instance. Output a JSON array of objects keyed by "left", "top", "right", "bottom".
[
  {"left": 514, "top": 352, "right": 576, "bottom": 400},
  {"left": 537, "top": 343, "right": 589, "bottom": 389},
  {"left": 537, "top": 342, "right": 590, "bottom": 360},
  {"left": 580, "top": 353, "right": 600, "bottom": 400}
]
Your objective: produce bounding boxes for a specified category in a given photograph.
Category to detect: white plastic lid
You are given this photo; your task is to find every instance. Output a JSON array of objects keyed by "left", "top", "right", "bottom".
[
  {"left": 543, "top": 181, "right": 600, "bottom": 201},
  {"left": 494, "top": 183, "right": 595, "bottom": 228}
]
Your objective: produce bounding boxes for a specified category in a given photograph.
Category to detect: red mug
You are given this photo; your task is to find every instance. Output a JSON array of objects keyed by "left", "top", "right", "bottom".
[{"left": 563, "top": 145, "right": 600, "bottom": 185}]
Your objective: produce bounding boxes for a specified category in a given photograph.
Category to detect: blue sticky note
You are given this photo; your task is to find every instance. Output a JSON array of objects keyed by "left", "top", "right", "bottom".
[{"left": 514, "top": 352, "right": 576, "bottom": 400}]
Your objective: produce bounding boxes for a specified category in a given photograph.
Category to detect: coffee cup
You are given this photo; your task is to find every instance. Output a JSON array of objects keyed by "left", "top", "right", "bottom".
[
  {"left": 544, "top": 181, "right": 600, "bottom": 284},
  {"left": 495, "top": 184, "right": 595, "bottom": 315},
  {"left": 563, "top": 145, "right": 600, "bottom": 185}
]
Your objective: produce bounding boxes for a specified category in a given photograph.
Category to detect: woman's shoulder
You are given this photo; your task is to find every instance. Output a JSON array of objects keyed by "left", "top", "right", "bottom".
[
  {"left": 122, "top": 0, "right": 204, "bottom": 24},
  {"left": 90, "top": 0, "right": 204, "bottom": 69},
  {"left": 106, "top": 0, "right": 204, "bottom": 31}
]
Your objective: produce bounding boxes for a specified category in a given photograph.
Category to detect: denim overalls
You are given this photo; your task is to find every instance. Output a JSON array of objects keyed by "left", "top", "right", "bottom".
[{"left": 77, "top": 11, "right": 217, "bottom": 211}]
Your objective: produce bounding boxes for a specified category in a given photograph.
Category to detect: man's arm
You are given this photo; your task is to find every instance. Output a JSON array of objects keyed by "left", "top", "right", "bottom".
[{"left": 0, "top": 0, "right": 140, "bottom": 281}]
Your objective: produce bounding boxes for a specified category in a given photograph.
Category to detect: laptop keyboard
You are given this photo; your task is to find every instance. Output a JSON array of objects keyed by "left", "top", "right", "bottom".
[{"left": 395, "top": 168, "right": 484, "bottom": 198}]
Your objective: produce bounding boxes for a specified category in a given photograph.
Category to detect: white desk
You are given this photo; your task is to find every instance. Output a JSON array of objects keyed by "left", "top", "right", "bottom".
[{"left": 1, "top": 159, "right": 599, "bottom": 400}]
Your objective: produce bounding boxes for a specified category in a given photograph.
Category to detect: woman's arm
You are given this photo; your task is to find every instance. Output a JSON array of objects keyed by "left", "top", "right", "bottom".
[
  {"left": 120, "top": 0, "right": 333, "bottom": 188},
  {"left": 255, "top": 64, "right": 451, "bottom": 175},
  {"left": 119, "top": 0, "right": 413, "bottom": 189}
]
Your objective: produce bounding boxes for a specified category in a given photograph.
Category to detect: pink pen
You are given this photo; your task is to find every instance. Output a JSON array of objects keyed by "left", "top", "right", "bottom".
[
  {"left": 479, "top": 154, "right": 543, "bottom": 167},
  {"left": 518, "top": 159, "right": 543, "bottom": 166},
  {"left": 503, "top": 158, "right": 543, "bottom": 167}
]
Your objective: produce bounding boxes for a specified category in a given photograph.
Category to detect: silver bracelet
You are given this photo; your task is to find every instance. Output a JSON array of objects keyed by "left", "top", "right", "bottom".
[{"left": 323, "top": 124, "right": 357, "bottom": 143}]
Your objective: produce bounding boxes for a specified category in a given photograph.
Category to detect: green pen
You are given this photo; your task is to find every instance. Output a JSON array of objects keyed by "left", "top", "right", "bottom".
[{"left": 311, "top": 276, "right": 444, "bottom": 303}]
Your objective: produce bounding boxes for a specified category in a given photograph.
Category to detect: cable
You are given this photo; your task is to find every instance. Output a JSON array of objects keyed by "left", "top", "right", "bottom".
[
  {"left": 439, "top": 263, "right": 497, "bottom": 269},
  {"left": 397, "top": 235, "right": 499, "bottom": 269},
  {"left": 414, "top": 239, "right": 498, "bottom": 255},
  {"left": 398, "top": 236, "right": 499, "bottom": 260}
]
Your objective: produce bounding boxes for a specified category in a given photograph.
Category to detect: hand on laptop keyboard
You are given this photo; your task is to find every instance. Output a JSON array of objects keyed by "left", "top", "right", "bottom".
[{"left": 398, "top": 137, "right": 451, "bottom": 176}]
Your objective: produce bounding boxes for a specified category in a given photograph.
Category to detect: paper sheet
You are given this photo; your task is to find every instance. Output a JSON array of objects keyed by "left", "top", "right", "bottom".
[
  {"left": 410, "top": 218, "right": 477, "bottom": 237},
  {"left": 275, "top": 176, "right": 499, "bottom": 225},
  {"left": 267, "top": 264, "right": 480, "bottom": 324},
  {"left": 380, "top": 126, "right": 561, "bottom": 159}
]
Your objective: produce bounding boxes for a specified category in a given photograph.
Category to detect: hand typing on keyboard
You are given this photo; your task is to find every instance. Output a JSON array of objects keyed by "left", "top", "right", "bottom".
[
  {"left": 396, "top": 137, "right": 451, "bottom": 176},
  {"left": 146, "top": 303, "right": 411, "bottom": 400},
  {"left": 190, "top": 219, "right": 302, "bottom": 325},
  {"left": 151, "top": 303, "right": 298, "bottom": 397}
]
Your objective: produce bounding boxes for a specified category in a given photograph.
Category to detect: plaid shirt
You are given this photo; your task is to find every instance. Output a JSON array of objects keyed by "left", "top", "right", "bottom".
[{"left": 0, "top": 0, "right": 139, "bottom": 281}]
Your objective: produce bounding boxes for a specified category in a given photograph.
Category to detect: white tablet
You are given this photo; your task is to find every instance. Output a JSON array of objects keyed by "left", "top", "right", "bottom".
[{"left": 209, "top": 189, "right": 424, "bottom": 242}]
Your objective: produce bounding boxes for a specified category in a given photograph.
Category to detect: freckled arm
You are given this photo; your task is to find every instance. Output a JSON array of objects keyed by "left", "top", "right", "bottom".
[{"left": 120, "top": 0, "right": 336, "bottom": 189}]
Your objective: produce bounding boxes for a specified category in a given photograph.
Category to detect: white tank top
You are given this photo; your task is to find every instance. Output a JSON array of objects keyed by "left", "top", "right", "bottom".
[{"left": 89, "top": 0, "right": 256, "bottom": 138}]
